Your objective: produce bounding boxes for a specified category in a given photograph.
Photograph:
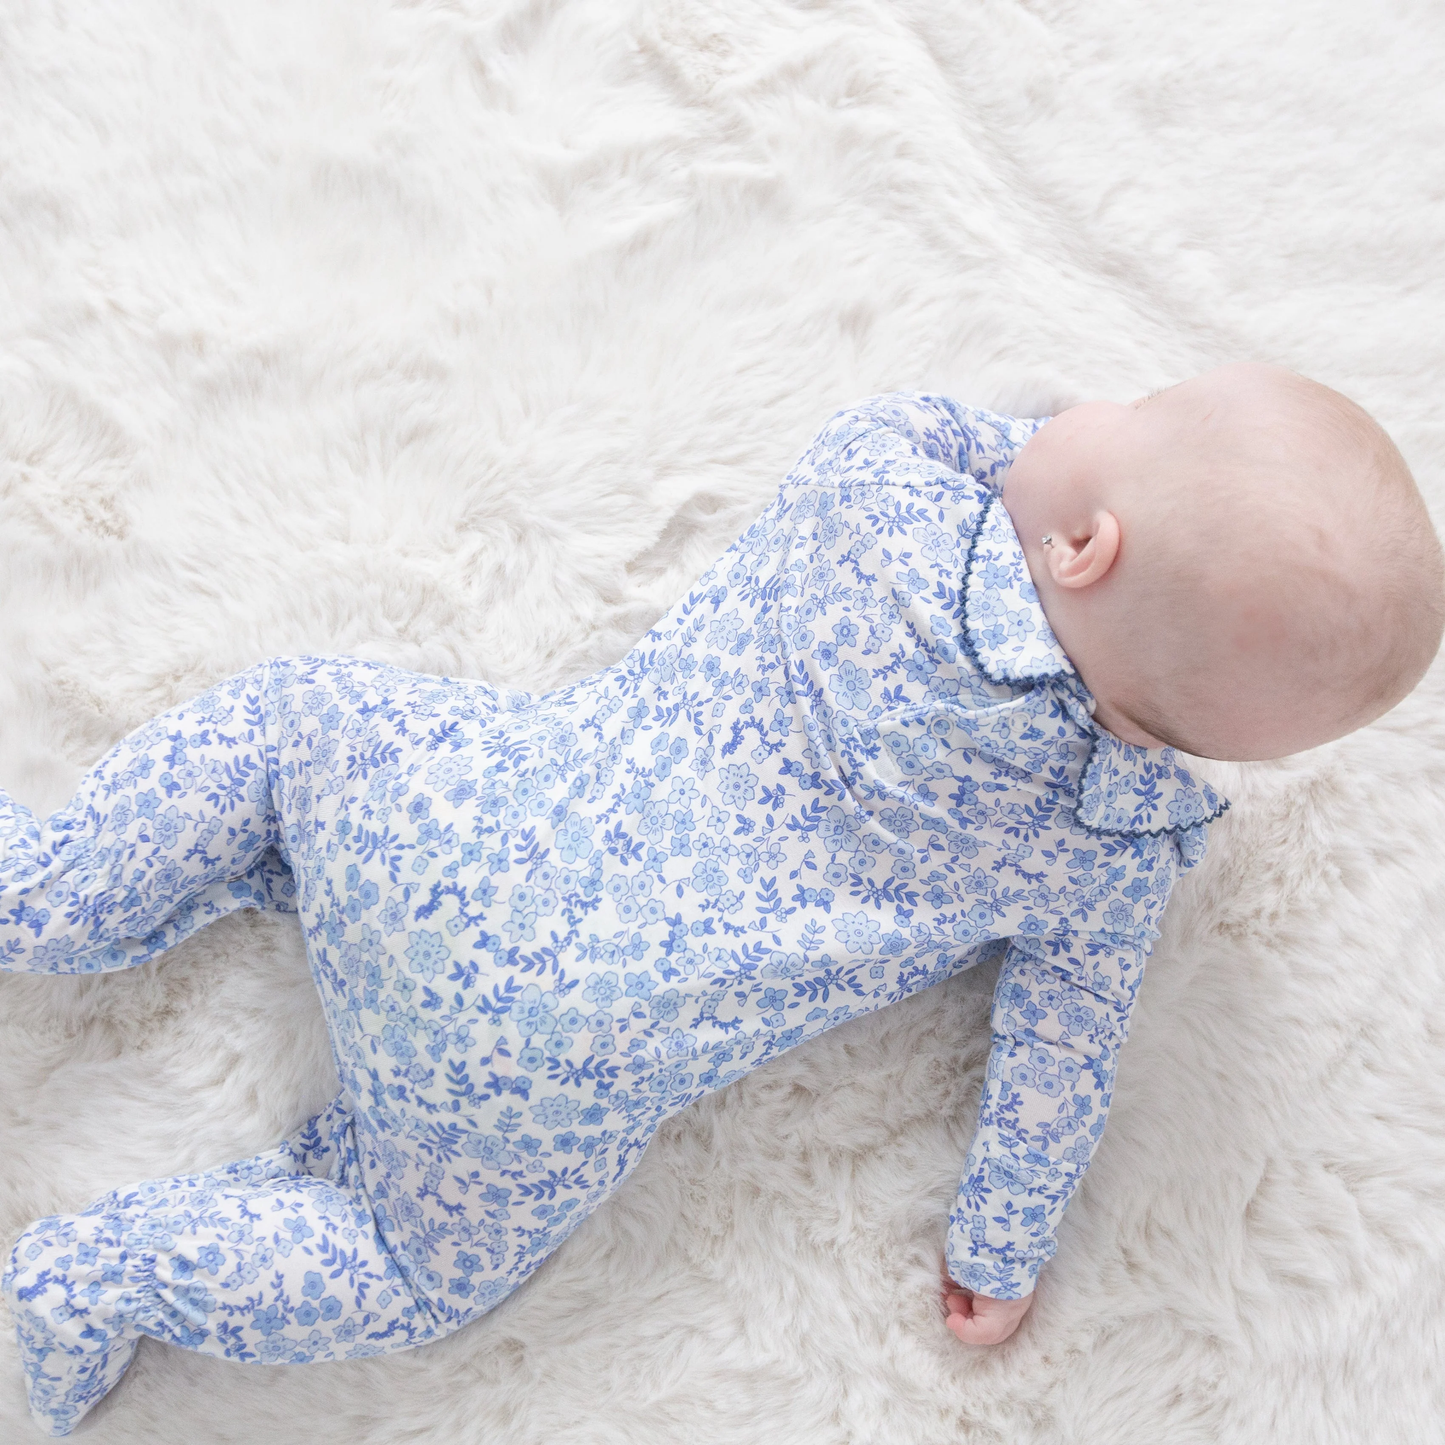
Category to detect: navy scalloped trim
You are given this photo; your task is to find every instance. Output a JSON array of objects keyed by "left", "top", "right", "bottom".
[
  {"left": 1072, "top": 729, "right": 1232, "bottom": 839},
  {"left": 956, "top": 491, "right": 1073, "bottom": 691},
  {"left": 957, "top": 493, "right": 1228, "bottom": 841}
]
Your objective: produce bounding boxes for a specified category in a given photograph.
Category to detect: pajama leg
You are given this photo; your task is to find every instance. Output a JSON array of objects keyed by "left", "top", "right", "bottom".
[
  {"left": 2, "top": 1101, "right": 443, "bottom": 1438},
  {"left": 0, "top": 661, "right": 294, "bottom": 977},
  {"left": 1, "top": 657, "right": 521, "bottom": 1433}
]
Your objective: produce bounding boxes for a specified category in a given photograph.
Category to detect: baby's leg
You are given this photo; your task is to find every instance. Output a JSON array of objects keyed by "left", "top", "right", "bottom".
[
  {"left": 0, "top": 661, "right": 295, "bottom": 976},
  {"left": 2, "top": 1101, "right": 446, "bottom": 1438}
]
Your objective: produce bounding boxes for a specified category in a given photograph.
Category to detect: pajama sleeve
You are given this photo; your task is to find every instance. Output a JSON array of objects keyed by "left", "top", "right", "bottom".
[{"left": 945, "top": 930, "right": 1150, "bottom": 1300}]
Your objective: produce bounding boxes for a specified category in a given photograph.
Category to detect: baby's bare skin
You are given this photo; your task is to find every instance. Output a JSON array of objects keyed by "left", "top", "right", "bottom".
[
  {"left": 943, "top": 362, "right": 1443, "bottom": 1344},
  {"left": 1002, "top": 363, "right": 1442, "bottom": 760},
  {"left": 941, "top": 1269, "right": 1035, "bottom": 1344}
]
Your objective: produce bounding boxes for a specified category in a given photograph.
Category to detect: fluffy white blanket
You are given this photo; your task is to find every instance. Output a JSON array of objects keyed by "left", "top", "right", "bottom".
[{"left": 2, "top": 2, "right": 1442, "bottom": 1440}]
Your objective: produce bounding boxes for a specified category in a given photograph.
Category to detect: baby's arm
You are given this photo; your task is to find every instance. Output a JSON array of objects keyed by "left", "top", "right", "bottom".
[{"left": 943, "top": 932, "right": 1148, "bottom": 1336}]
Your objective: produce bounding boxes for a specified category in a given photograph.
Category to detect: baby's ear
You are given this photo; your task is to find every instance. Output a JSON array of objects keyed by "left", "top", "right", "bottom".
[{"left": 1047, "top": 510, "right": 1120, "bottom": 590}]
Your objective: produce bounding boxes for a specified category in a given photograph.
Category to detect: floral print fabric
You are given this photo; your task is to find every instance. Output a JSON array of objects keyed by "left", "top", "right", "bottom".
[{"left": 1, "top": 394, "right": 1226, "bottom": 1435}]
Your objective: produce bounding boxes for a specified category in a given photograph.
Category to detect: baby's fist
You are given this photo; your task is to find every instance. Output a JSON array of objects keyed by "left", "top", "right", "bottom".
[{"left": 940, "top": 1271, "right": 1033, "bottom": 1345}]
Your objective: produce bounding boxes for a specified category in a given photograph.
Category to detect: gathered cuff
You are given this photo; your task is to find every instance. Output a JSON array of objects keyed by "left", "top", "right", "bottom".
[{"left": 943, "top": 1234, "right": 1043, "bottom": 1302}]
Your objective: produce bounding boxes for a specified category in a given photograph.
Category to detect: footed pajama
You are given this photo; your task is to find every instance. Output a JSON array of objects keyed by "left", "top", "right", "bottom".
[{"left": 1, "top": 395, "right": 1226, "bottom": 1434}]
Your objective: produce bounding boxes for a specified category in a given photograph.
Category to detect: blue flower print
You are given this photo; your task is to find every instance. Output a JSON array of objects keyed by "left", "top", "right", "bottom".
[
  {"left": 690, "top": 858, "right": 726, "bottom": 895},
  {"left": 707, "top": 612, "right": 743, "bottom": 649},
  {"left": 831, "top": 658, "right": 872, "bottom": 710},
  {"left": 30, "top": 937, "right": 76, "bottom": 968},
  {"left": 1057, "top": 1000, "right": 1097, "bottom": 1037},
  {"left": 624, "top": 971, "right": 656, "bottom": 1001},
  {"left": 648, "top": 989, "right": 682, "bottom": 1022},
  {"left": 380, "top": 1024, "right": 416, "bottom": 1062},
  {"left": 282, "top": 1216, "right": 315, "bottom": 1245},
  {"left": 763, "top": 951, "right": 804, "bottom": 978},
  {"left": 530, "top": 1096, "right": 580, "bottom": 1130},
  {"left": 378, "top": 896, "right": 408, "bottom": 935},
  {"left": 1166, "top": 790, "right": 1201, "bottom": 827},
  {"left": 463, "top": 1135, "right": 516, "bottom": 1169},
  {"left": 911, "top": 521, "right": 955, "bottom": 565},
  {"left": 504, "top": 885, "right": 545, "bottom": 943},
  {"left": 903, "top": 651, "right": 938, "bottom": 684},
  {"left": 556, "top": 812, "right": 595, "bottom": 863},
  {"left": 668, "top": 776, "right": 700, "bottom": 810},
  {"left": 832, "top": 912, "right": 881, "bottom": 953},
  {"left": 0, "top": 394, "right": 1226, "bottom": 1439},
  {"left": 404, "top": 930, "right": 450, "bottom": 981},
  {"left": 194, "top": 1245, "right": 224, "bottom": 1276},
  {"left": 252, "top": 1304, "right": 287, "bottom": 1338},
  {"left": 817, "top": 807, "right": 860, "bottom": 855},
  {"left": 1102, "top": 899, "right": 1135, "bottom": 932},
  {"left": 426, "top": 755, "right": 472, "bottom": 790},
  {"left": 716, "top": 764, "right": 758, "bottom": 808},
  {"left": 583, "top": 971, "right": 622, "bottom": 1006},
  {"left": 510, "top": 984, "right": 560, "bottom": 1039}
]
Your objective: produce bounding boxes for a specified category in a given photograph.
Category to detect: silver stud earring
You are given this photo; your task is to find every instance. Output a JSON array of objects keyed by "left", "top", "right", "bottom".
[{"left": 1041, "top": 535, "right": 1054, "bottom": 548}]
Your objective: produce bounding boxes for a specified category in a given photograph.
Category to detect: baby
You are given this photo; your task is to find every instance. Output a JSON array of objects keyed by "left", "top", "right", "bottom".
[{"left": 1, "top": 363, "right": 1439, "bottom": 1435}]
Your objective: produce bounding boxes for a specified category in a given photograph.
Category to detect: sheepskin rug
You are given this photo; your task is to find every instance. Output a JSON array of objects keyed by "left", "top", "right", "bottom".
[{"left": 2, "top": 1, "right": 1443, "bottom": 1440}]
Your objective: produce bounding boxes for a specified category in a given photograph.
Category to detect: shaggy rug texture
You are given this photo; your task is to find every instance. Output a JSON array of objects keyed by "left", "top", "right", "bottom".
[{"left": 2, "top": 1, "right": 1443, "bottom": 1440}]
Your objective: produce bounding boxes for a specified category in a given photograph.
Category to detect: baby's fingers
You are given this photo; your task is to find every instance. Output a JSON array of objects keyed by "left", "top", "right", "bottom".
[{"left": 941, "top": 1283, "right": 1033, "bottom": 1345}]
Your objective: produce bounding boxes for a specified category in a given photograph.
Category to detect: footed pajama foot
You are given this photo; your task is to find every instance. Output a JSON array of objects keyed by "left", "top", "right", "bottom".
[{"left": 4, "top": 1246, "right": 140, "bottom": 1437}]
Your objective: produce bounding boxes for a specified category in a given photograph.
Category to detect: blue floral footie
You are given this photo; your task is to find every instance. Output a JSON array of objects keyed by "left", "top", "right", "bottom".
[{"left": 0, "top": 394, "right": 1225, "bottom": 1435}]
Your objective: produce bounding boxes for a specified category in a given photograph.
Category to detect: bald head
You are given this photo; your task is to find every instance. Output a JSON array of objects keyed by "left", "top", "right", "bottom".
[{"left": 1002, "top": 363, "right": 1444, "bottom": 761}]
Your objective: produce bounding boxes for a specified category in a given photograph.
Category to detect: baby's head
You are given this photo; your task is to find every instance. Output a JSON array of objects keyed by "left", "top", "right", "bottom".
[{"left": 1002, "top": 363, "right": 1444, "bottom": 761}]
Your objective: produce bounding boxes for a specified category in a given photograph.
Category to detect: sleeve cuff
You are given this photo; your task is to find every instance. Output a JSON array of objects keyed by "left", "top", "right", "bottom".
[{"left": 944, "top": 1229, "right": 1046, "bottom": 1301}]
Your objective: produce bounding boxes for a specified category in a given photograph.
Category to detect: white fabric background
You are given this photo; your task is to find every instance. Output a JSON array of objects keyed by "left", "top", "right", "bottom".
[{"left": 1, "top": 2, "right": 1442, "bottom": 1440}]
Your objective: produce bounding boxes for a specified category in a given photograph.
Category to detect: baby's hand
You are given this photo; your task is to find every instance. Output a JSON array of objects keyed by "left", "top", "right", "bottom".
[{"left": 940, "top": 1269, "right": 1033, "bottom": 1345}]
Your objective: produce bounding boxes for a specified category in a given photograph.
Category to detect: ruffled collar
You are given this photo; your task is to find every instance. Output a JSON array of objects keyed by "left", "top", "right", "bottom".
[{"left": 960, "top": 489, "right": 1229, "bottom": 839}]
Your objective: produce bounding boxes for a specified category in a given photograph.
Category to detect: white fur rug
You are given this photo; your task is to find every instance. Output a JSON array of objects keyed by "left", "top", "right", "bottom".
[{"left": 3, "top": 2, "right": 1444, "bottom": 1440}]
